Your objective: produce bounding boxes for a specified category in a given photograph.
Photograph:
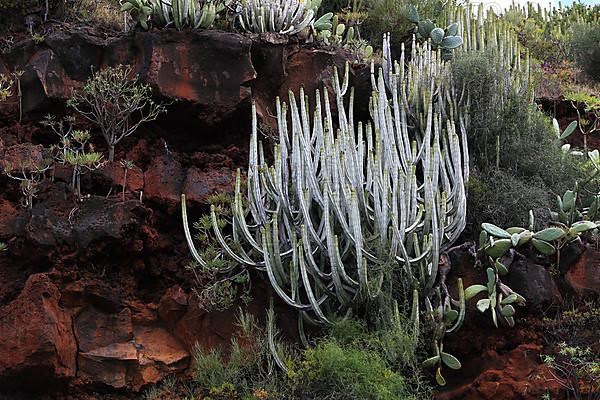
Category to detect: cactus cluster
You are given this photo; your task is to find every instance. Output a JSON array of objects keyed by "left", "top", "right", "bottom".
[
  {"left": 183, "top": 34, "right": 471, "bottom": 382},
  {"left": 406, "top": 5, "right": 463, "bottom": 60},
  {"left": 314, "top": 13, "right": 373, "bottom": 62},
  {"left": 238, "top": 0, "right": 320, "bottom": 34},
  {"left": 473, "top": 195, "right": 599, "bottom": 327},
  {"left": 121, "top": 0, "right": 232, "bottom": 30}
]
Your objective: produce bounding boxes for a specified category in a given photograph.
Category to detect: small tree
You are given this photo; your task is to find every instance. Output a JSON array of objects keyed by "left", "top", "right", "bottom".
[{"left": 67, "top": 64, "right": 165, "bottom": 161}]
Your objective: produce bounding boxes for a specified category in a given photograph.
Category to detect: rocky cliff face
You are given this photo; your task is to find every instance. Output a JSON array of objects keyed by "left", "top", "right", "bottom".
[
  {"left": 0, "top": 26, "right": 597, "bottom": 400},
  {"left": 0, "top": 28, "right": 352, "bottom": 398}
]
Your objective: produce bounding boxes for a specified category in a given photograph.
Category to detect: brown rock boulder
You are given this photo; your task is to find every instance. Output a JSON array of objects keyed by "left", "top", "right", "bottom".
[
  {"left": 181, "top": 166, "right": 236, "bottom": 206},
  {"left": 565, "top": 247, "right": 600, "bottom": 297},
  {"left": 96, "top": 161, "right": 145, "bottom": 197},
  {"left": 143, "top": 154, "right": 184, "bottom": 208},
  {"left": 504, "top": 259, "right": 562, "bottom": 309},
  {"left": 26, "top": 194, "right": 146, "bottom": 248},
  {"left": 158, "top": 285, "right": 188, "bottom": 327},
  {"left": 136, "top": 30, "right": 255, "bottom": 113},
  {"left": 0, "top": 274, "right": 77, "bottom": 384}
]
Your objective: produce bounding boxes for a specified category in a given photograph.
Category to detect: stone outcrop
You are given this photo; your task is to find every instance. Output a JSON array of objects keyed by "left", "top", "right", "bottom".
[
  {"left": 0, "top": 274, "right": 77, "bottom": 386},
  {"left": 565, "top": 247, "right": 600, "bottom": 298}
]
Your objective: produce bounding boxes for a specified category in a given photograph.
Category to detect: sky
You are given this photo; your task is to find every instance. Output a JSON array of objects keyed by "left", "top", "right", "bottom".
[{"left": 477, "top": 0, "right": 599, "bottom": 13}]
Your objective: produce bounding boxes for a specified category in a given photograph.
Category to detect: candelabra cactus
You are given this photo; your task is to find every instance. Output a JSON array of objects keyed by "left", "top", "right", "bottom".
[
  {"left": 238, "top": 0, "right": 320, "bottom": 34},
  {"left": 183, "top": 36, "right": 470, "bottom": 383}
]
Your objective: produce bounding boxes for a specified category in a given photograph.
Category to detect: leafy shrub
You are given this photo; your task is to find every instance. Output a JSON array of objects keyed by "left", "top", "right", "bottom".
[
  {"left": 451, "top": 51, "right": 582, "bottom": 230},
  {"left": 192, "top": 314, "right": 429, "bottom": 400},
  {"left": 289, "top": 317, "right": 427, "bottom": 400},
  {"left": 291, "top": 341, "right": 412, "bottom": 400},
  {"left": 569, "top": 24, "right": 600, "bottom": 82},
  {"left": 194, "top": 311, "right": 289, "bottom": 399},
  {"left": 467, "top": 168, "right": 553, "bottom": 230}
]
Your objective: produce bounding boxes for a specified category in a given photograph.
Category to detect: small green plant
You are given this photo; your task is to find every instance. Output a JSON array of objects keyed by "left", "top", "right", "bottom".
[
  {"left": 44, "top": 114, "right": 104, "bottom": 199},
  {"left": 0, "top": 70, "right": 23, "bottom": 121},
  {"left": 0, "top": 73, "right": 13, "bottom": 101},
  {"left": 184, "top": 192, "right": 252, "bottom": 312},
  {"left": 63, "top": 130, "right": 104, "bottom": 200},
  {"left": 0, "top": 242, "right": 7, "bottom": 253},
  {"left": 67, "top": 64, "right": 165, "bottom": 162},
  {"left": 542, "top": 343, "right": 600, "bottom": 399},
  {"left": 2, "top": 159, "right": 51, "bottom": 212},
  {"left": 31, "top": 32, "right": 45, "bottom": 44}
]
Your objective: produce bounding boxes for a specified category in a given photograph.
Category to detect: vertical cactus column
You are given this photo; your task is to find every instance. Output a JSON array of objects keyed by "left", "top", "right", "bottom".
[{"left": 182, "top": 36, "right": 470, "bottom": 329}]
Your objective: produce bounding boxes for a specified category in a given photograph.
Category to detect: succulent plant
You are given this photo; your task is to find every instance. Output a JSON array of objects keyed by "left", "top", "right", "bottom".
[
  {"left": 120, "top": 0, "right": 153, "bottom": 30},
  {"left": 421, "top": 278, "right": 466, "bottom": 386},
  {"left": 122, "top": 0, "right": 231, "bottom": 30},
  {"left": 183, "top": 35, "right": 470, "bottom": 378},
  {"left": 553, "top": 118, "right": 577, "bottom": 141},
  {"left": 406, "top": 5, "right": 463, "bottom": 60},
  {"left": 315, "top": 14, "right": 373, "bottom": 62},
  {"left": 465, "top": 266, "right": 526, "bottom": 328},
  {"left": 238, "top": 0, "right": 319, "bottom": 34}
]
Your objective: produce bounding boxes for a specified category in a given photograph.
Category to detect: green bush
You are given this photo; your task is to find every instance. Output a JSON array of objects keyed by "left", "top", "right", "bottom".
[
  {"left": 451, "top": 51, "right": 582, "bottom": 230},
  {"left": 467, "top": 168, "right": 553, "bottom": 230},
  {"left": 287, "top": 318, "right": 429, "bottom": 400},
  {"left": 192, "top": 314, "right": 430, "bottom": 400},
  {"left": 569, "top": 23, "right": 600, "bottom": 82},
  {"left": 291, "top": 341, "right": 413, "bottom": 400}
]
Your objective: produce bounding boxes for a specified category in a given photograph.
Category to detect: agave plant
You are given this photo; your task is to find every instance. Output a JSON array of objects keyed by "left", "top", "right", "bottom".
[{"left": 238, "top": 0, "right": 320, "bottom": 34}]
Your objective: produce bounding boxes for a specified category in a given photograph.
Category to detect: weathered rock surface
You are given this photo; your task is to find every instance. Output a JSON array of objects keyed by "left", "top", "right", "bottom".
[
  {"left": 565, "top": 247, "right": 600, "bottom": 297},
  {"left": 504, "top": 259, "right": 563, "bottom": 309},
  {"left": 436, "top": 344, "right": 562, "bottom": 400},
  {"left": 0, "top": 274, "right": 77, "bottom": 385}
]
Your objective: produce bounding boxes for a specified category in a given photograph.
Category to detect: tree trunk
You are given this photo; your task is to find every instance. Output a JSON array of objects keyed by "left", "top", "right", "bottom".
[{"left": 108, "top": 144, "right": 115, "bottom": 162}]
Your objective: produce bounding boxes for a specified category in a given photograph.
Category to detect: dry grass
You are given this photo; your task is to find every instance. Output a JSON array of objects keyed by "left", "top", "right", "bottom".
[{"left": 67, "top": 0, "right": 124, "bottom": 31}]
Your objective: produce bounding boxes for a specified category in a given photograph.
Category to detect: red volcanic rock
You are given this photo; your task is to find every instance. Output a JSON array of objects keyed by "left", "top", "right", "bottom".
[
  {"left": 158, "top": 285, "right": 188, "bottom": 327},
  {"left": 137, "top": 30, "right": 255, "bottom": 112},
  {"left": 7, "top": 30, "right": 255, "bottom": 120},
  {"left": 566, "top": 248, "right": 600, "bottom": 297},
  {"left": 143, "top": 154, "right": 184, "bottom": 208},
  {"left": 2, "top": 143, "right": 45, "bottom": 168},
  {"left": 75, "top": 306, "right": 189, "bottom": 390},
  {"left": 0, "top": 198, "right": 24, "bottom": 238},
  {"left": 181, "top": 166, "right": 236, "bottom": 206},
  {"left": 174, "top": 297, "right": 239, "bottom": 351},
  {"left": 26, "top": 194, "right": 146, "bottom": 248},
  {"left": 437, "top": 344, "right": 562, "bottom": 400},
  {"left": 0, "top": 274, "right": 77, "bottom": 382},
  {"left": 96, "top": 161, "right": 145, "bottom": 196},
  {"left": 74, "top": 307, "right": 133, "bottom": 353}
]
